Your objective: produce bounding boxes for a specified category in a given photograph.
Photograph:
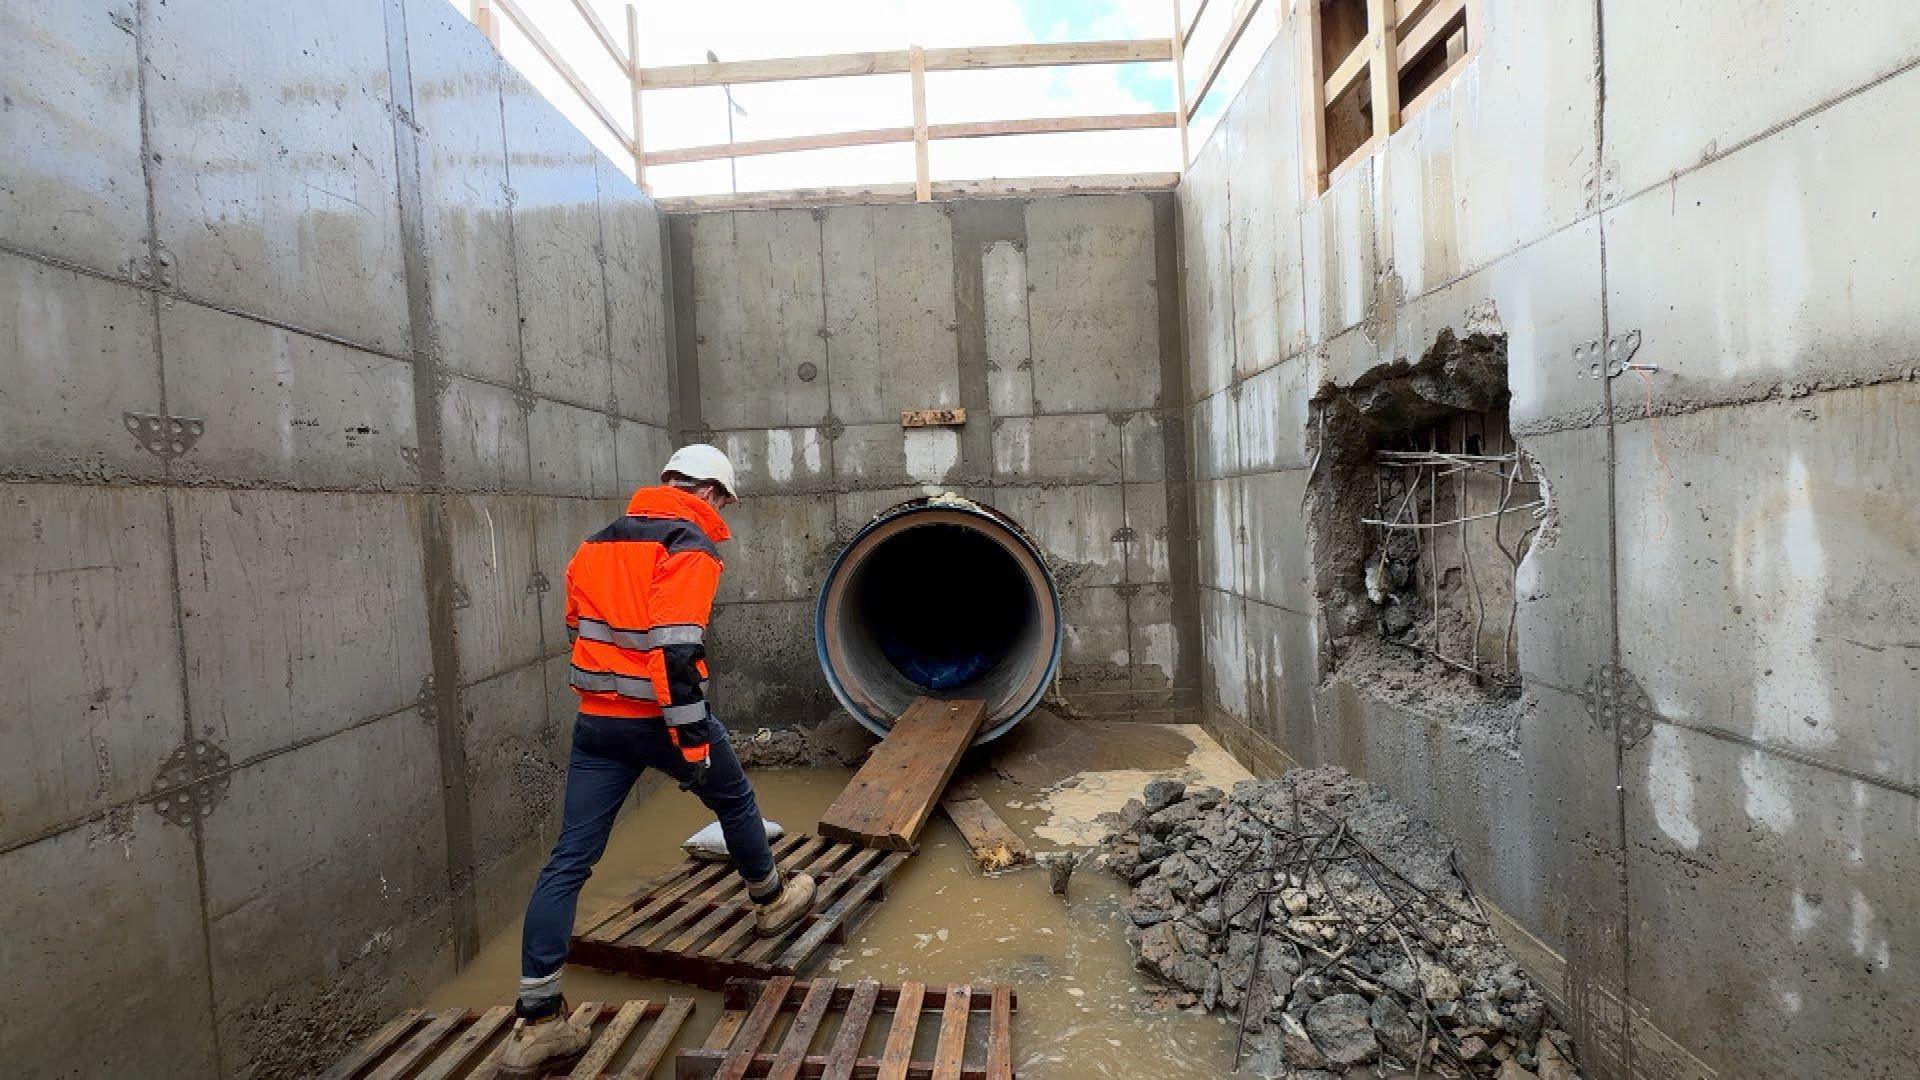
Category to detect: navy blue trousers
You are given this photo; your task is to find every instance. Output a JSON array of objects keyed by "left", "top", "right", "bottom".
[{"left": 520, "top": 712, "right": 775, "bottom": 980}]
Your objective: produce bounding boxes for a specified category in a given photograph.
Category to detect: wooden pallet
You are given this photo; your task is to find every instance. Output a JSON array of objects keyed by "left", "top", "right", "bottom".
[
  {"left": 818, "top": 697, "right": 986, "bottom": 851},
  {"left": 676, "top": 977, "right": 1016, "bottom": 1080},
  {"left": 570, "top": 834, "right": 910, "bottom": 990},
  {"left": 321, "top": 998, "right": 694, "bottom": 1080}
]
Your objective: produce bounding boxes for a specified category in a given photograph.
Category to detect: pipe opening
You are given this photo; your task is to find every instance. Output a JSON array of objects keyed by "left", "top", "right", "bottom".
[{"left": 817, "top": 497, "right": 1061, "bottom": 745}]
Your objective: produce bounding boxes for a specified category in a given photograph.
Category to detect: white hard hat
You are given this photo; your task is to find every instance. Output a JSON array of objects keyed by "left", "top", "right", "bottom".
[{"left": 661, "top": 443, "right": 738, "bottom": 499}]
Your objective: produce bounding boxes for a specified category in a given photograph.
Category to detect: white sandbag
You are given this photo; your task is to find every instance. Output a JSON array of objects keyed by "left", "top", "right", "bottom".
[{"left": 682, "top": 819, "right": 784, "bottom": 861}]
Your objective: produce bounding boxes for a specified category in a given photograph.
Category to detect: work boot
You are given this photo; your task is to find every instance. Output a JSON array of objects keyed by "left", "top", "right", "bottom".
[
  {"left": 497, "top": 997, "right": 592, "bottom": 1077},
  {"left": 753, "top": 872, "right": 816, "bottom": 936}
]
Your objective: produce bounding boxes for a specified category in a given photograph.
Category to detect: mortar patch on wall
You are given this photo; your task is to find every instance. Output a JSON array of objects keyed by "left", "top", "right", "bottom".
[{"left": 149, "top": 738, "right": 231, "bottom": 826}]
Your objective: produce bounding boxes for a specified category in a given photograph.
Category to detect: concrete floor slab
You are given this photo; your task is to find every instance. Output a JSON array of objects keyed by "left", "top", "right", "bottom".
[
  {"left": 145, "top": 0, "right": 409, "bottom": 354},
  {"left": 438, "top": 372, "right": 531, "bottom": 493},
  {"left": 447, "top": 494, "right": 543, "bottom": 683},
  {"left": 1026, "top": 195, "right": 1162, "bottom": 413},
  {"left": 1602, "top": 0, "right": 1920, "bottom": 199},
  {"left": 0, "top": 0, "right": 146, "bottom": 275},
  {"left": 1603, "top": 65, "right": 1920, "bottom": 412},
  {"left": 403, "top": 0, "right": 519, "bottom": 388},
  {"left": 172, "top": 489, "right": 431, "bottom": 763},
  {"left": 0, "top": 484, "right": 184, "bottom": 847},
  {"left": 160, "top": 300, "right": 418, "bottom": 490},
  {"left": 0, "top": 252, "right": 162, "bottom": 482},
  {"left": 822, "top": 204, "right": 961, "bottom": 426},
  {"left": 502, "top": 70, "right": 612, "bottom": 412},
  {"left": 0, "top": 814, "right": 217, "bottom": 1077},
  {"left": 1614, "top": 383, "right": 1919, "bottom": 790}
]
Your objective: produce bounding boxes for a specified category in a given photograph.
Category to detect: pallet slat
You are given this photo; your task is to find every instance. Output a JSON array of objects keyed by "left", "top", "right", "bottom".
[
  {"left": 323, "top": 999, "right": 693, "bottom": 1080},
  {"left": 821, "top": 980, "right": 882, "bottom": 1080},
  {"left": 819, "top": 698, "right": 986, "bottom": 851},
  {"left": 930, "top": 986, "right": 970, "bottom": 1080},
  {"left": 677, "top": 980, "right": 1016, "bottom": 1080},
  {"left": 875, "top": 982, "right": 925, "bottom": 1080},
  {"left": 570, "top": 837, "right": 907, "bottom": 989},
  {"left": 767, "top": 978, "right": 839, "bottom": 1080}
]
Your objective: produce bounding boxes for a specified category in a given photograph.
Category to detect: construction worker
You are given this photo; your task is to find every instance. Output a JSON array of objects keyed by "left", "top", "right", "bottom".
[{"left": 499, "top": 444, "right": 816, "bottom": 1075}]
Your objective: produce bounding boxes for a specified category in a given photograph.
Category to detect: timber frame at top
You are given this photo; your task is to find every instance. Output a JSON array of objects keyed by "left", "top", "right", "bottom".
[{"left": 465, "top": 0, "right": 1480, "bottom": 212}]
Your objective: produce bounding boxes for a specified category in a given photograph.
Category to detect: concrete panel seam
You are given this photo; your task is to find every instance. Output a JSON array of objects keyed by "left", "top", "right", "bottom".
[{"left": 384, "top": 0, "right": 478, "bottom": 964}]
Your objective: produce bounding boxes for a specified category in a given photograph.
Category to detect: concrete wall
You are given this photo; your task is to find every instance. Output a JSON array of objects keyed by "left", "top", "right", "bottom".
[
  {"left": 667, "top": 195, "right": 1200, "bottom": 727},
  {"left": 1179, "top": 1, "right": 1919, "bottom": 1076},
  {"left": 0, "top": 1, "right": 671, "bottom": 1074}
]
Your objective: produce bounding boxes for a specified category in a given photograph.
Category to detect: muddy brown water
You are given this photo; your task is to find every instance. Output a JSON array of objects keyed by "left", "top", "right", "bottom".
[{"left": 426, "top": 765, "right": 1236, "bottom": 1077}]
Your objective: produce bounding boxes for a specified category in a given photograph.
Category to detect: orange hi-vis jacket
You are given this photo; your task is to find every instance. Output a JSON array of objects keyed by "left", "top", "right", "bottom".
[{"left": 565, "top": 486, "right": 730, "bottom": 756}]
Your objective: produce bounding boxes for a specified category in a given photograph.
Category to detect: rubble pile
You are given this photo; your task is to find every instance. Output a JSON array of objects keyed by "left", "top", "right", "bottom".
[{"left": 1102, "top": 767, "right": 1582, "bottom": 1079}]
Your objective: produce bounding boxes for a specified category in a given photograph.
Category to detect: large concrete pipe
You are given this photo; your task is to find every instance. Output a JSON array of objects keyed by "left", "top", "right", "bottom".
[{"left": 816, "top": 495, "right": 1062, "bottom": 745}]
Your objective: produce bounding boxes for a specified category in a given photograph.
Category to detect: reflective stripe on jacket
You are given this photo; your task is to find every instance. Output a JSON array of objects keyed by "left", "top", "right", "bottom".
[{"left": 565, "top": 485, "right": 730, "bottom": 721}]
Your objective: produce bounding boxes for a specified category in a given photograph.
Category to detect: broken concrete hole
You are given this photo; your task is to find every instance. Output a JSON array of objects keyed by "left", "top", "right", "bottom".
[{"left": 1308, "top": 328, "right": 1546, "bottom": 697}]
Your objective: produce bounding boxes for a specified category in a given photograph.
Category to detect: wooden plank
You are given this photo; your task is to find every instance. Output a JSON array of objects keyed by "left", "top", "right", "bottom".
[
  {"left": 1296, "top": 0, "right": 1330, "bottom": 195},
  {"left": 717, "top": 975, "right": 795, "bottom": 1080},
  {"left": 821, "top": 980, "right": 882, "bottom": 1080},
  {"left": 1186, "top": 0, "right": 1264, "bottom": 120},
  {"left": 703, "top": 1010, "right": 749, "bottom": 1051},
  {"left": 929, "top": 987, "right": 970, "bottom": 1080},
  {"left": 644, "top": 127, "right": 914, "bottom": 167},
  {"left": 493, "top": 0, "right": 635, "bottom": 154},
  {"left": 366, "top": 1009, "right": 464, "bottom": 1080},
  {"left": 874, "top": 982, "right": 925, "bottom": 1080},
  {"left": 749, "top": 849, "right": 890, "bottom": 967},
  {"left": 910, "top": 46, "right": 931, "bottom": 202},
  {"left": 818, "top": 697, "right": 986, "bottom": 850},
  {"left": 986, "top": 985, "right": 1012, "bottom": 1080},
  {"left": 594, "top": 860, "right": 734, "bottom": 945},
  {"left": 1323, "top": 36, "right": 1371, "bottom": 101},
  {"left": 639, "top": 39, "right": 1173, "bottom": 90},
  {"left": 1394, "top": 0, "right": 1466, "bottom": 68},
  {"left": 901, "top": 407, "right": 966, "bottom": 428},
  {"left": 471, "top": 0, "right": 498, "bottom": 47},
  {"left": 941, "top": 784, "right": 1032, "bottom": 873},
  {"left": 414, "top": 1006, "right": 511, "bottom": 1080},
  {"left": 767, "top": 978, "right": 838, "bottom": 1080},
  {"left": 320, "top": 1010, "right": 424, "bottom": 1080},
  {"left": 626, "top": 4, "right": 647, "bottom": 192},
  {"left": 616, "top": 997, "right": 695, "bottom": 1080},
  {"left": 570, "top": 999, "right": 649, "bottom": 1080},
  {"left": 1366, "top": 0, "right": 1402, "bottom": 136},
  {"left": 1170, "top": 0, "right": 1192, "bottom": 167},
  {"left": 571, "top": 0, "right": 629, "bottom": 73},
  {"left": 654, "top": 172, "right": 1179, "bottom": 213}
]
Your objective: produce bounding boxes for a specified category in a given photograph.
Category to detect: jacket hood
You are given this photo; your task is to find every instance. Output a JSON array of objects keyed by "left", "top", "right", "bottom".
[{"left": 625, "top": 484, "right": 732, "bottom": 543}]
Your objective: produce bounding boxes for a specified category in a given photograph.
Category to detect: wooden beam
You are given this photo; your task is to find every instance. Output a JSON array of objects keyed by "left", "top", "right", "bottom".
[
  {"left": 652, "top": 172, "right": 1180, "bottom": 214},
  {"left": 494, "top": 0, "right": 634, "bottom": 154},
  {"left": 910, "top": 45, "right": 931, "bottom": 202},
  {"left": 638, "top": 39, "right": 1172, "bottom": 90},
  {"left": 625, "top": 4, "right": 646, "bottom": 192},
  {"left": 571, "top": 0, "right": 629, "bottom": 73},
  {"left": 1186, "top": 0, "right": 1264, "bottom": 120},
  {"left": 640, "top": 112, "right": 1178, "bottom": 166},
  {"left": 1366, "top": 0, "right": 1401, "bottom": 137},
  {"left": 1395, "top": 0, "right": 1466, "bottom": 69},
  {"left": 1170, "top": 0, "right": 1192, "bottom": 167},
  {"left": 1181, "top": 0, "right": 1213, "bottom": 47},
  {"left": 1296, "top": 0, "right": 1328, "bottom": 195},
  {"left": 1323, "top": 35, "right": 1371, "bottom": 101},
  {"left": 471, "top": 0, "right": 498, "bottom": 47}
]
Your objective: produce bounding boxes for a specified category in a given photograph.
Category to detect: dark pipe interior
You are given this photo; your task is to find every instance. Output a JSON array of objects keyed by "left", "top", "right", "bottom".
[{"left": 849, "top": 524, "right": 1034, "bottom": 692}]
